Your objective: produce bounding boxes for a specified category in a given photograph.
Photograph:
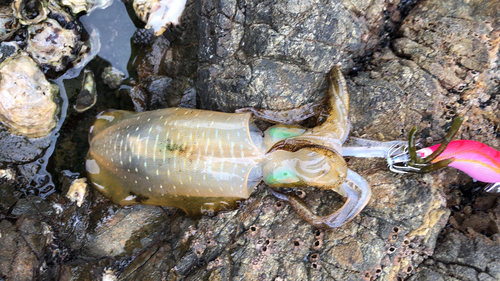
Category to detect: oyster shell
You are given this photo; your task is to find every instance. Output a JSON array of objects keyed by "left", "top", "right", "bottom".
[
  {"left": 60, "top": 0, "right": 114, "bottom": 15},
  {"left": 11, "top": 0, "right": 48, "bottom": 25},
  {"left": 26, "top": 18, "right": 79, "bottom": 72},
  {"left": 0, "top": 6, "right": 20, "bottom": 41},
  {"left": 101, "top": 65, "right": 124, "bottom": 89},
  {"left": 74, "top": 69, "right": 97, "bottom": 112},
  {"left": 133, "top": 0, "right": 186, "bottom": 36},
  {"left": 0, "top": 52, "right": 59, "bottom": 138}
]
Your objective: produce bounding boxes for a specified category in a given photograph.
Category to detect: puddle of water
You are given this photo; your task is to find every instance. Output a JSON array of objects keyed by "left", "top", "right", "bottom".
[
  {"left": 79, "top": 1, "right": 137, "bottom": 77},
  {"left": 31, "top": 3, "right": 138, "bottom": 197}
]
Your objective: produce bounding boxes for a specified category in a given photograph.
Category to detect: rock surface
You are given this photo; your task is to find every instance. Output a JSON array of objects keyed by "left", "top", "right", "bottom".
[{"left": 1, "top": 0, "right": 500, "bottom": 280}]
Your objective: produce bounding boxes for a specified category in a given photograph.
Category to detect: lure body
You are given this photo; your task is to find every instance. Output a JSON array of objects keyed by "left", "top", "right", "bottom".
[{"left": 418, "top": 140, "right": 500, "bottom": 183}]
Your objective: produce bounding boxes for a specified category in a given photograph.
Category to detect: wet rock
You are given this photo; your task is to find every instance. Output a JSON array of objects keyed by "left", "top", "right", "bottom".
[
  {"left": 394, "top": 0, "right": 500, "bottom": 91},
  {"left": 0, "top": 220, "right": 39, "bottom": 280},
  {"left": 75, "top": 204, "right": 168, "bottom": 257},
  {"left": 11, "top": 195, "right": 55, "bottom": 217},
  {"left": 133, "top": 0, "right": 403, "bottom": 111},
  {"left": 349, "top": 50, "right": 449, "bottom": 140},
  {"left": 0, "top": 183, "right": 22, "bottom": 213},
  {"left": 409, "top": 231, "right": 500, "bottom": 281},
  {"left": 0, "top": 127, "right": 52, "bottom": 164},
  {"left": 0, "top": 52, "right": 60, "bottom": 138}
]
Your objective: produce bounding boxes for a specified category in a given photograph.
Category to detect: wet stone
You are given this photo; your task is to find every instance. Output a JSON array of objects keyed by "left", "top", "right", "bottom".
[
  {"left": 409, "top": 231, "right": 500, "bottom": 281},
  {"left": 0, "top": 127, "right": 51, "bottom": 164},
  {"left": 0, "top": 220, "right": 39, "bottom": 281},
  {"left": 0, "top": 183, "right": 22, "bottom": 213},
  {"left": 80, "top": 204, "right": 168, "bottom": 257},
  {"left": 15, "top": 213, "right": 51, "bottom": 258},
  {"left": 11, "top": 195, "right": 54, "bottom": 217}
]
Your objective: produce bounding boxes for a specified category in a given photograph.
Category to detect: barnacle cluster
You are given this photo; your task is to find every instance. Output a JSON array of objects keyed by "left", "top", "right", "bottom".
[{"left": 362, "top": 226, "right": 431, "bottom": 280}]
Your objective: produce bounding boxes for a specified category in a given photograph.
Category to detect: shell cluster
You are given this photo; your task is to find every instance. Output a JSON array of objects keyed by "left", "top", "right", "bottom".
[{"left": 0, "top": 0, "right": 109, "bottom": 137}]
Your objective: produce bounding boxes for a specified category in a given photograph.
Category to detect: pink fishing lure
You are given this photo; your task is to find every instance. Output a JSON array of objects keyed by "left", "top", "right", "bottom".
[{"left": 417, "top": 140, "right": 500, "bottom": 183}]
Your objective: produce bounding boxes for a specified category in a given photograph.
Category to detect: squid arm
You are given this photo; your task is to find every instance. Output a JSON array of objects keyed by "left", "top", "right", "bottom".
[{"left": 269, "top": 169, "right": 371, "bottom": 229}]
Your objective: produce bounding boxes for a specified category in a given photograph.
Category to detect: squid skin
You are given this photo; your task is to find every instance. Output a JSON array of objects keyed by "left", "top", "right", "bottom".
[{"left": 417, "top": 140, "right": 500, "bottom": 183}]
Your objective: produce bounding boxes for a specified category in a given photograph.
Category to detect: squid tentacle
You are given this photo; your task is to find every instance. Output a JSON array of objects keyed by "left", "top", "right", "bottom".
[{"left": 269, "top": 169, "right": 370, "bottom": 229}]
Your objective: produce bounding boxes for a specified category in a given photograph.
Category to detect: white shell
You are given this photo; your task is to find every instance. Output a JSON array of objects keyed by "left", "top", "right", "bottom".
[
  {"left": 60, "top": 0, "right": 114, "bottom": 15},
  {"left": 133, "top": 0, "right": 186, "bottom": 36}
]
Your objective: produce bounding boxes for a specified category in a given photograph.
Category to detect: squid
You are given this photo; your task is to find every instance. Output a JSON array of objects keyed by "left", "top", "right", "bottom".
[{"left": 86, "top": 66, "right": 374, "bottom": 229}]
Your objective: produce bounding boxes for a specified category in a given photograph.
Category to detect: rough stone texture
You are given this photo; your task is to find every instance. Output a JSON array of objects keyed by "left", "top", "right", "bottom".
[
  {"left": 2, "top": 0, "right": 500, "bottom": 280},
  {"left": 135, "top": 0, "right": 403, "bottom": 112},
  {"left": 409, "top": 231, "right": 500, "bottom": 281},
  {"left": 0, "top": 214, "right": 51, "bottom": 281},
  {"left": 0, "top": 128, "right": 52, "bottom": 164}
]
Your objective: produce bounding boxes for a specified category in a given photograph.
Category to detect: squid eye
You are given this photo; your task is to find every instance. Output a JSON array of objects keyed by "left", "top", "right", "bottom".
[{"left": 266, "top": 169, "right": 300, "bottom": 185}]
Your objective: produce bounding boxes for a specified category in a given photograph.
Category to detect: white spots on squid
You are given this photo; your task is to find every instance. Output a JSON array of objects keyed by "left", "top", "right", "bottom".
[
  {"left": 153, "top": 134, "right": 159, "bottom": 162},
  {"left": 156, "top": 169, "right": 159, "bottom": 176},
  {"left": 129, "top": 156, "right": 132, "bottom": 163},
  {"left": 144, "top": 162, "right": 147, "bottom": 168},
  {"left": 135, "top": 167, "right": 138, "bottom": 172},
  {"left": 136, "top": 127, "right": 139, "bottom": 131},
  {"left": 146, "top": 176, "right": 149, "bottom": 180},
  {"left": 144, "top": 137, "right": 149, "bottom": 159},
  {"left": 218, "top": 139, "right": 223, "bottom": 157},
  {"left": 149, "top": 187, "right": 151, "bottom": 192},
  {"left": 147, "top": 118, "right": 151, "bottom": 122}
]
